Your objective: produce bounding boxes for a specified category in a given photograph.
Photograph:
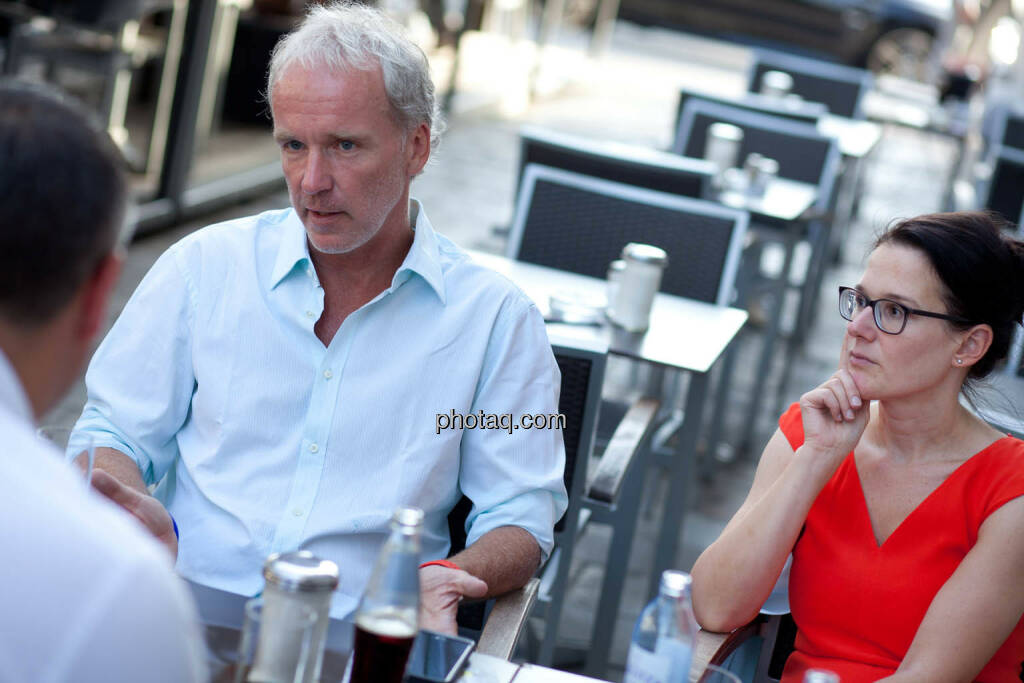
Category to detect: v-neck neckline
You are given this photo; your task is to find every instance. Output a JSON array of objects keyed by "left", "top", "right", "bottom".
[{"left": 849, "top": 436, "right": 1012, "bottom": 549}]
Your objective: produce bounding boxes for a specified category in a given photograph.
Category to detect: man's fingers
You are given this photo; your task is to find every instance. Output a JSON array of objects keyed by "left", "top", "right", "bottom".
[
  {"left": 91, "top": 468, "right": 140, "bottom": 510},
  {"left": 454, "top": 572, "right": 489, "bottom": 599}
]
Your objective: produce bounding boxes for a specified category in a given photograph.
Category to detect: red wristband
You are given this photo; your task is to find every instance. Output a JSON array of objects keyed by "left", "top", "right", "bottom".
[{"left": 419, "top": 559, "right": 461, "bottom": 571}]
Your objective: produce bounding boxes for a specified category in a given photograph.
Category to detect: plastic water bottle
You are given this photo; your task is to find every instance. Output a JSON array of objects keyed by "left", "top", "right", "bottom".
[{"left": 624, "top": 570, "right": 698, "bottom": 683}]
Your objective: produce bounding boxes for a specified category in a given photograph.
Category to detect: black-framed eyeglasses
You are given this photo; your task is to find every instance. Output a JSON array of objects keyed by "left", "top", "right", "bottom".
[{"left": 838, "top": 286, "right": 973, "bottom": 335}]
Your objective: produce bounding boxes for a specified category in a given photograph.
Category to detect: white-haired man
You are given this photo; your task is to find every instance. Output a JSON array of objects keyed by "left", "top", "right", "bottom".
[{"left": 75, "top": 1, "right": 566, "bottom": 633}]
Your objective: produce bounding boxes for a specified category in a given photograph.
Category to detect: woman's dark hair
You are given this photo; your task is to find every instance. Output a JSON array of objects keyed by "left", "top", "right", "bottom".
[
  {"left": 875, "top": 211, "right": 1024, "bottom": 382},
  {"left": 0, "top": 79, "right": 127, "bottom": 327}
]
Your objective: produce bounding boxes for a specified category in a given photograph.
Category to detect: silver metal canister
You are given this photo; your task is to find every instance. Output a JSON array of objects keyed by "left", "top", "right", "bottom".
[
  {"left": 609, "top": 244, "right": 668, "bottom": 332},
  {"left": 760, "top": 69, "right": 794, "bottom": 98},
  {"left": 605, "top": 258, "right": 626, "bottom": 319},
  {"left": 262, "top": 551, "right": 340, "bottom": 683},
  {"left": 704, "top": 122, "right": 744, "bottom": 188}
]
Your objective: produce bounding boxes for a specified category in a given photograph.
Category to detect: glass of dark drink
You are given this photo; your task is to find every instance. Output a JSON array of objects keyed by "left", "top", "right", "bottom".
[{"left": 350, "top": 607, "right": 417, "bottom": 682}]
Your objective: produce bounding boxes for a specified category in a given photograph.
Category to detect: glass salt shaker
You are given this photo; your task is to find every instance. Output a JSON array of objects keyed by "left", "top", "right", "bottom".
[
  {"left": 261, "top": 551, "right": 339, "bottom": 683},
  {"left": 609, "top": 243, "right": 668, "bottom": 332}
]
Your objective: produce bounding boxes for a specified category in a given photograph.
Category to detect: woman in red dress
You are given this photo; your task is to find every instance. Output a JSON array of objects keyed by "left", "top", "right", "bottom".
[{"left": 692, "top": 212, "right": 1024, "bottom": 682}]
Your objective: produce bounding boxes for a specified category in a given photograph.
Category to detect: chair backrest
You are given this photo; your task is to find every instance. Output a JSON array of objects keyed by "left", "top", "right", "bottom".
[
  {"left": 988, "top": 105, "right": 1024, "bottom": 151},
  {"left": 516, "top": 126, "right": 715, "bottom": 201},
  {"left": 745, "top": 48, "right": 873, "bottom": 119},
  {"left": 674, "top": 99, "right": 840, "bottom": 210},
  {"left": 508, "top": 164, "right": 748, "bottom": 306},
  {"left": 983, "top": 145, "right": 1024, "bottom": 226},
  {"left": 672, "top": 88, "right": 826, "bottom": 150},
  {"left": 447, "top": 336, "right": 606, "bottom": 549}
]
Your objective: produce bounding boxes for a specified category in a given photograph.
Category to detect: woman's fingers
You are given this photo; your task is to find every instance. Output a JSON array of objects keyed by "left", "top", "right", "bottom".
[
  {"left": 805, "top": 372, "right": 861, "bottom": 422},
  {"left": 834, "top": 368, "right": 862, "bottom": 410}
]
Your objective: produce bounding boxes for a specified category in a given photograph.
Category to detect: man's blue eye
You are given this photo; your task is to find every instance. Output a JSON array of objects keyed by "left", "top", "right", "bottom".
[
  {"left": 285, "top": 140, "right": 302, "bottom": 151},
  {"left": 339, "top": 140, "right": 354, "bottom": 151}
]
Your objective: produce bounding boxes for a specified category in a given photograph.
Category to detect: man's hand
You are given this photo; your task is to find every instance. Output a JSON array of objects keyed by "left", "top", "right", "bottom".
[
  {"left": 91, "top": 469, "right": 178, "bottom": 559},
  {"left": 418, "top": 565, "right": 488, "bottom": 635}
]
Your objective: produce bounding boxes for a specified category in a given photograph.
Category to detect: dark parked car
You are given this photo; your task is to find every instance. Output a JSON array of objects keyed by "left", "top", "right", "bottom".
[{"left": 603, "top": 0, "right": 952, "bottom": 81}]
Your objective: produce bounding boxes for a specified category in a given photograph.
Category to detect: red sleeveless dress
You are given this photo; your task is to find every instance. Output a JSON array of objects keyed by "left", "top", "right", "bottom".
[{"left": 778, "top": 403, "right": 1024, "bottom": 682}]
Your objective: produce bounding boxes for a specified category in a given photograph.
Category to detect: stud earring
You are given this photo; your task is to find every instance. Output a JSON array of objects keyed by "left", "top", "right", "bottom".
[{"left": 956, "top": 358, "right": 963, "bottom": 365}]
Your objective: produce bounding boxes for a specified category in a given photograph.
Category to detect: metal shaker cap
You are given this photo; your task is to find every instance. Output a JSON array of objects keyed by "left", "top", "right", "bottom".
[
  {"left": 263, "top": 551, "right": 340, "bottom": 593},
  {"left": 761, "top": 70, "right": 794, "bottom": 96},
  {"left": 658, "top": 570, "right": 692, "bottom": 599},
  {"left": 622, "top": 243, "right": 668, "bottom": 268},
  {"left": 708, "top": 121, "right": 743, "bottom": 142}
]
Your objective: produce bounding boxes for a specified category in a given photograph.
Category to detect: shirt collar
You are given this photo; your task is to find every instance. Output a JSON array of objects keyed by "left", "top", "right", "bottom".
[
  {"left": 0, "top": 347, "right": 34, "bottom": 424},
  {"left": 394, "top": 200, "right": 446, "bottom": 304},
  {"left": 270, "top": 210, "right": 314, "bottom": 290},
  {"left": 268, "top": 201, "right": 447, "bottom": 304}
]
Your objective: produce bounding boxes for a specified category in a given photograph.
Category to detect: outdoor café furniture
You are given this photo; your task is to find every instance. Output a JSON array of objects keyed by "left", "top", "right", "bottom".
[
  {"left": 449, "top": 335, "right": 619, "bottom": 667},
  {"left": 674, "top": 99, "right": 838, "bottom": 456},
  {"left": 471, "top": 233, "right": 747, "bottom": 676},
  {"left": 516, "top": 124, "right": 716, "bottom": 202},
  {"left": 745, "top": 48, "right": 874, "bottom": 120}
]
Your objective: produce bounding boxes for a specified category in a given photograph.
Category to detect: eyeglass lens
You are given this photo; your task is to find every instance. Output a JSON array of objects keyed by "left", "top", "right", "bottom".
[{"left": 839, "top": 288, "right": 907, "bottom": 334}]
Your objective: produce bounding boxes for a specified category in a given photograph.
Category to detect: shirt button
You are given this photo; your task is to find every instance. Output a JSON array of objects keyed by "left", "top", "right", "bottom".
[
  {"left": 292, "top": 508, "right": 304, "bottom": 517},
  {"left": 309, "top": 443, "right": 319, "bottom": 453},
  {"left": 323, "top": 369, "right": 333, "bottom": 379},
  {"left": 305, "top": 310, "right": 314, "bottom": 318}
]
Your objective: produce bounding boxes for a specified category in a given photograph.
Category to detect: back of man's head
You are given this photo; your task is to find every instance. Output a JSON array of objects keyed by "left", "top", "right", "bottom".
[{"left": 0, "top": 80, "right": 127, "bottom": 328}]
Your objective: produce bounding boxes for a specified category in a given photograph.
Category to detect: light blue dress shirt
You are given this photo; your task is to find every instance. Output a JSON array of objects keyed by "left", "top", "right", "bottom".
[{"left": 75, "top": 202, "right": 567, "bottom": 618}]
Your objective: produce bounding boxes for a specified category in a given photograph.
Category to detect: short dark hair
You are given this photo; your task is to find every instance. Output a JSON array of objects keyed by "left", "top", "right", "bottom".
[
  {"left": 875, "top": 211, "right": 1024, "bottom": 381},
  {"left": 0, "top": 80, "right": 127, "bottom": 326}
]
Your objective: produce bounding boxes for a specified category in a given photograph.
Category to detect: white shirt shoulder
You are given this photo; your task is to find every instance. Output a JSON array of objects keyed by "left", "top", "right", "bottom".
[{"left": 0, "top": 409, "right": 207, "bottom": 683}]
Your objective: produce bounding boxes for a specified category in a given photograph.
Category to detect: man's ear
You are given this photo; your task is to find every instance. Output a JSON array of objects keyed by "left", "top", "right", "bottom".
[
  {"left": 77, "top": 250, "right": 123, "bottom": 342},
  {"left": 406, "top": 122, "right": 431, "bottom": 177},
  {"left": 955, "top": 323, "right": 993, "bottom": 369}
]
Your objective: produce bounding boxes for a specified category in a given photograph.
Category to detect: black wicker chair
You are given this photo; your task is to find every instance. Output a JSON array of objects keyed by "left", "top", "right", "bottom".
[
  {"left": 745, "top": 48, "right": 873, "bottom": 120},
  {"left": 447, "top": 337, "right": 644, "bottom": 665},
  {"left": 516, "top": 125, "right": 716, "bottom": 202},
  {"left": 673, "top": 88, "right": 826, "bottom": 148},
  {"left": 508, "top": 163, "right": 747, "bottom": 305}
]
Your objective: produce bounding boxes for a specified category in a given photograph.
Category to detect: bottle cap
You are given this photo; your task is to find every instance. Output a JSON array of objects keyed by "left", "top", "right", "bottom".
[
  {"left": 622, "top": 243, "right": 668, "bottom": 268},
  {"left": 659, "top": 570, "right": 692, "bottom": 599},
  {"left": 263, "top": 551, "right": 340, "bottom": 593},
  {"left": 392, "top": 506, "right": 425, "bottom": 529}
]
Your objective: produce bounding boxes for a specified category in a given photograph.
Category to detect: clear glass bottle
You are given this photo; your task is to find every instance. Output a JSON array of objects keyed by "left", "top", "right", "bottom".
[
  {"left": 623, "top": 570, "right": 698, "bottom": 683},
  {"left": 803, "top": 670, "right": 840, "bottom": 683},
  {"left": 349, "top": 507, "right": 423, "bottom": 683}
]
